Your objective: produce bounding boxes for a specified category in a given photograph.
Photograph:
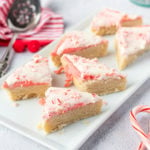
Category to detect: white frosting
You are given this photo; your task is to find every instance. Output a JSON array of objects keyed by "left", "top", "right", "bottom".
[
  {"left": 5, "top": 55, "right": 52, "bottom": 87},
  {"left": 116, "top": 26, "right": 150, "bottom": 56},
  {"left": 43, "top": 87, "right": 101, "bottom": 118},
  {"left": 56, "top": 31, "right": 107, "bottom": 55},
  {"left": 91, "top": 8, "right": 141, "bottom": 29},
  {"left": 62, "top": 54, "right": 124, "bottom": 80}
]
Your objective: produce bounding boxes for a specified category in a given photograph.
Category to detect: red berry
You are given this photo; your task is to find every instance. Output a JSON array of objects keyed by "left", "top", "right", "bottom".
[
  {"left": 27, "top": 40, "right": 40, "bottom": 53},
  {"left": 13, "top": 40, "right": 26, "bottom": 52}
]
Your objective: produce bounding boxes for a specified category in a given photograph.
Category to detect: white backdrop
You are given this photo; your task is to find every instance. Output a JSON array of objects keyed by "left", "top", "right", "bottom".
[{"left": 0, "top": 0, "right": 150, "bottom": 150}]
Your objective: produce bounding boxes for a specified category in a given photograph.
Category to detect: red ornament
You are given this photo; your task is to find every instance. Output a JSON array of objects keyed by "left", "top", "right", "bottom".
[
  {"left": 13, "top": 40, "right": 26, "bottom": 52},
  {"left": 27, "top": 40, "right": 40, "bottom": 53}
]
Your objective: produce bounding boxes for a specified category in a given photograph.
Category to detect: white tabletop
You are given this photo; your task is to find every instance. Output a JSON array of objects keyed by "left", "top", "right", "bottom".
[{"left": 0, "top": 0, "right": 150, "bottom": 150}]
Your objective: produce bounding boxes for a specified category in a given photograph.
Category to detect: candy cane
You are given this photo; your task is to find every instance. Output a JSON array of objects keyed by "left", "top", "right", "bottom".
[{"left": 130, "top": 105, "right": 150, "bottom": 150}]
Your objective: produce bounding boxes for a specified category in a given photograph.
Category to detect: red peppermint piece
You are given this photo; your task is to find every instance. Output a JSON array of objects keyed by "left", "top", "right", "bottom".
[
  {"left": 39, "top": 98, "right": 45, "bottom": 105},
  {"left": 13, "top": 40, "right": 26, "bottom": 52},
  {"left": 27, "top": 40, "right": 40, "bottom": 53},
  {"left": 54, "top": 66, "right": 64, "bottom": 74}
]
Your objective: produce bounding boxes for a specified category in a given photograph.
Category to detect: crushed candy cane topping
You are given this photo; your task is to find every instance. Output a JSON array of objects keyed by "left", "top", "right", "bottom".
[
  {"left": 91, "top": 8, "right": 141, "bottom": 29},
  {"left": 42, "top": 87, "right": 102, "bottom": 118},
  {"left": 62, "top": 54, "right": 125, "bottom": 80},
  {"left": 116, "top": 26, "right": 150, "bottom": 56},
  {"left": 3, "top": 55, "right": 52, "bottom": 88},
  {"left": 52, "top": 31, "right": 108, "bottom": 55}
]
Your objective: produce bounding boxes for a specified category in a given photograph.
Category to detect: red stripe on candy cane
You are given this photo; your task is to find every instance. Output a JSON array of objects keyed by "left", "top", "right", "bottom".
[{"left": 130, "top": 105, "right": 150, "bottom": 150}]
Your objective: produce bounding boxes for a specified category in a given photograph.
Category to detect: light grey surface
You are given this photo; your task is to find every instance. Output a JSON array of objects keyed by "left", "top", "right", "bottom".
[{"left": 0, "top": 0, "right": 150, "bottom": 150}]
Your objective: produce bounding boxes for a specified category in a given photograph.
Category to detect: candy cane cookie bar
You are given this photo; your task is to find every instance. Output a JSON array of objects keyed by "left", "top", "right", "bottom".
[
  {"left": 2, "top": 55, "right": 52, "bottom": 100},
  {"left": 39, "top": 87, "right": 103, "bottom": 133},
  {"left": 116, "top": 26, "right": 150, "bottom": 70},
  {"left": 91, "top": 8, "right": 142, "bottom": 36},
  {"left": 51, "top": 31, "right": 108, "bottom": 67},
  {"left": 61, "top": 54, "right": 126, "bottom": 95}
]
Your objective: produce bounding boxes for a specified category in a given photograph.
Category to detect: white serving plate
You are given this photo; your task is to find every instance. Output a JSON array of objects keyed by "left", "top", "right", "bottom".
[{"left": 0, "top": 15, "right": 150, "bottom": 150}]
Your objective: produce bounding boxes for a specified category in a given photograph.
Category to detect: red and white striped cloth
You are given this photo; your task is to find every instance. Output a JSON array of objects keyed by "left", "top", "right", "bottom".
[
  {"left": 130, "top": 105, "right": 150, "bottom": 150},
  {"left": 0, "top": 0, "right": 64, "bottom": 41}
]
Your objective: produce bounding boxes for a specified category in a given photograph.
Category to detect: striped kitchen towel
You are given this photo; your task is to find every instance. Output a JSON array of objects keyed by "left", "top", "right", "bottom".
[{"left": 0, "top": 0, "right": 64, "bottom": 51}]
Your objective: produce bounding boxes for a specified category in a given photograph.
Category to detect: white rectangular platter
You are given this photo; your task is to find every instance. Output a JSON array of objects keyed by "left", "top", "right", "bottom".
[{"left": 0, "top": 15, "right": 150, "bottom": 150}]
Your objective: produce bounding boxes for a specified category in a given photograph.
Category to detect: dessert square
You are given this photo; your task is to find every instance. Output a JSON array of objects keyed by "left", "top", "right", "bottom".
[
  {"left": 116, "top": 26, "right": 150, "bottom": 70},
  {"left": 61, "top": 54, "right": 126, "bottom": 95},
  {"left": 51, "top": 31, "right": 108, "bottom": 67},
  {"left": 40, "top": 87, "right": 103, "bottom": 133},
  {"left": 2, "top": 55, "right": 52, "bottom": 101},
  {"left": 91, "top": 8, "right": 142, "bottom": 35}
]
